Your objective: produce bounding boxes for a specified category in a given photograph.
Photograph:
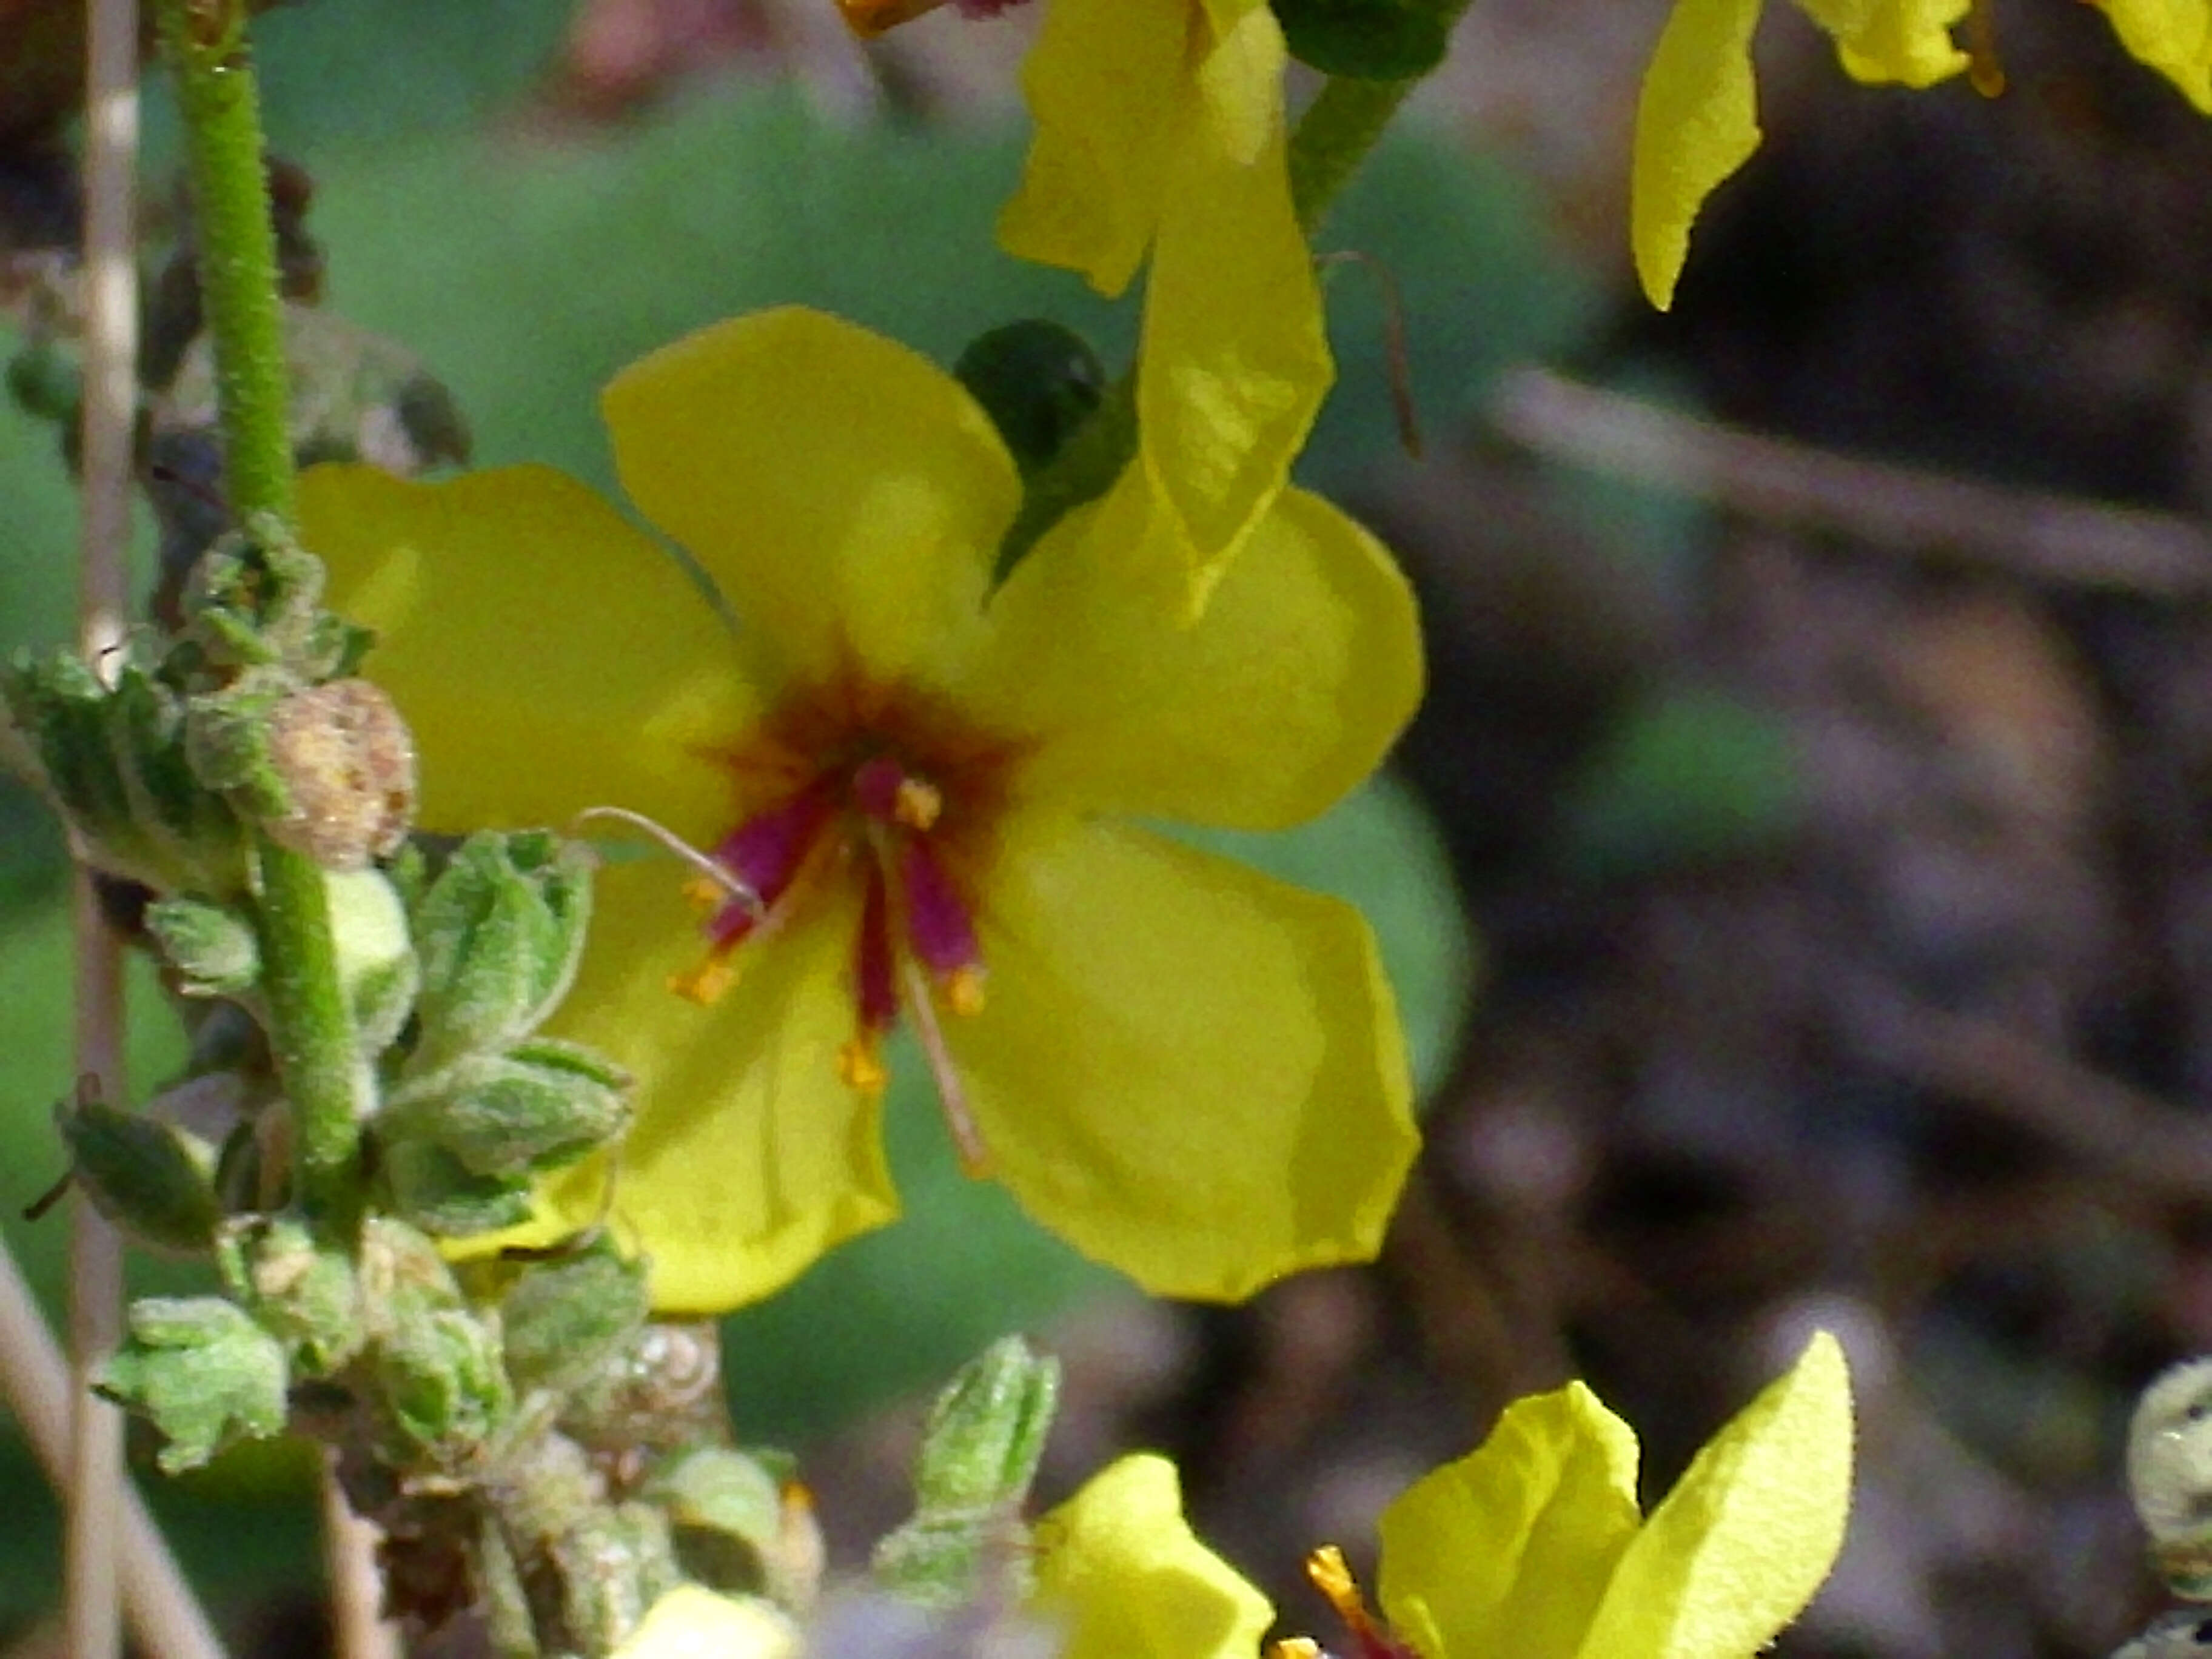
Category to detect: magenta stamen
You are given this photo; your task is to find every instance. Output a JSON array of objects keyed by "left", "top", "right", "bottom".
[
  {"left": 897, "top": 839, "right": 982, "bottom": 979},
  {"left": 711, "top": 783, "right": 835, "bottom": 908},
  {"left": 854, "top": 866, "right": 900, "bottom": 1033},
  {"left": 850, "top": 755, "right": 908, "bottom": 823}
]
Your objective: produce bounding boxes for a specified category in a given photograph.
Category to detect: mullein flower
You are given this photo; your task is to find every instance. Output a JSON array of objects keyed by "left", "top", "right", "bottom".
[
  {"left": 1033, "top": 1333, "right": 1852, "bottom": 1659},
  {"left": 1633, "top": 0, "right": 2212, "bottom": 308},
  {"left": 840, "top": 0, "right": 1329, "bottom": 611},
  {"left": 297, "top": 306, "right": 1421, "bottom": 1314}
]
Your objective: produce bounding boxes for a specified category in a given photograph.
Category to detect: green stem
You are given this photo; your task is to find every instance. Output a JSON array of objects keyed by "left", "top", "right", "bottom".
[
  {"left": 156, "top": 0, "right": 366, "bottom": 1227},
  {"left": 253, "top": 838, "right": 367, "bottom": 1227},
  {"left": 153, "top": 0, "right": 294, "bottom": 528},
  {"left": 1289, "top": 74, "right": 1417, "bottom": 236}
]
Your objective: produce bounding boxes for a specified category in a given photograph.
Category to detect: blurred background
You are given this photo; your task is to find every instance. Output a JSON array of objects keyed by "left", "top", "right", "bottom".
[{"left": 7, "top": 1, "right": 2212, "bottom": 1654}]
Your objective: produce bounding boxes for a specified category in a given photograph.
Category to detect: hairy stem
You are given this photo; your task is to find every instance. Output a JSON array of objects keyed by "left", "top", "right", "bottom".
[
  {"left": 153, "top": 0, "right": 294, "bottom": 528},
  {"left": 1289, "top": 74, "right": 1417, "bottom": 236},
  {"left": 154, "top": 0, "right": 367, "bottom": 1225},
  {"left": 1285, "top": 1, "right": 1481, "bottom": 235}
]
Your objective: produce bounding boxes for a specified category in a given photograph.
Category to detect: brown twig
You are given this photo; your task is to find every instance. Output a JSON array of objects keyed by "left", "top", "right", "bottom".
[
  {"left": 0, "top": 1242, "right": 227, "bottom": 1659},
  {"left": 1489, "top": 367, "right": 2212, "bottom": 598},
  {"left": 68, "top": 0, "right": 139, "bottom": 1653}
]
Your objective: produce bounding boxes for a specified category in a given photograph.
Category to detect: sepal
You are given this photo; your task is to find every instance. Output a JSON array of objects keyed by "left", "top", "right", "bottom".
[
  {"left": 1272, "top": 0, "right": 1458, "bottom": 78},
  {"left": 98, "top": 1296, "right": 290, "bottom": 1473}
]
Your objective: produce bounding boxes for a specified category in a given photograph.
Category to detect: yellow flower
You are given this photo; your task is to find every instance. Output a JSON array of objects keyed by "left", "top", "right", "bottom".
[
  {"left": 611, "top": 1587, "right": 798, "bottom": 1659},
  {"left": 1633, "top": 0, "right": 1969, "bottom": 307},
  {"left": 840, "top": 0, "right": 1329, "bottom": 611},
  {"left": 1632, "top": 0, "right": 2212, "bottom": 307},
  {"left": 297, "top": 306, "right": 1422, "bottom": 1315},
  {"left": 1032, "top": 1454, "right": 1275, "bottom": 1659},
  {"left": 1034, "top": 1333, "right": 1852, "bottom": 1659}
]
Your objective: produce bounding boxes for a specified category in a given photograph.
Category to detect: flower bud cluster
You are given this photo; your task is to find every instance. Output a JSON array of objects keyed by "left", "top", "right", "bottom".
[{"left": 5, "top": 486, "right": 770, "bottom": 1651}]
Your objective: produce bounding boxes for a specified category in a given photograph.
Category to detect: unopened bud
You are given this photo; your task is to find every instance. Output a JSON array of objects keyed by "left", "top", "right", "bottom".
[
  {"left": 235, "top": 1215, "right": 365, "bottom": 1373},
  {"left": 953, "top": 321, "right": 1105, "bottom": 480},
  {"left": 409, "top": 831, "right": 594, "bottom": 1074},
  {"left": 379, "top": 1139, "right": 536, "bottom": 1238},
  {"left": 873, "top": 1337, "right": 1061, "bottom": 1608},
  {"left": 1272, "top": 0, "right": 1456, "bottom": 79},
  {"left": 57, "top": 1098, "right": 223, "bottom": 1256},
  {"left": 381, "top": 1039, "right": 629, "bottom": 1178},
  {"left": 146, "top": 896, "right": 260, "bottom": 995},
  {"left": 323, "top": 866, "right": 417, "bottom": 1057},
  {"left": 374, "top": 1306, "right": 512, "bottom": 1467},
  {"left": 501, "top": 1238, "right": 651, "bottom": 1397},
  {"left": 98, "top": 1296, "right": 289, "bottom": 1472}
]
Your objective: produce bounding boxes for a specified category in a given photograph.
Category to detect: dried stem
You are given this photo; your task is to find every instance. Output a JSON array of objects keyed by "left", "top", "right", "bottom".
[
  {"left": 69, "top": 0, "right": 142, "bottom": 1652},
  {"left": 321, "top": 1464, "right": 402, "bottom": 1659},
  {"left": 0, "top": 1241, "right": 227, "bottom": 1659},
  {"left": 1489, "top": 367, "right": 2212, "bottom": 597}
]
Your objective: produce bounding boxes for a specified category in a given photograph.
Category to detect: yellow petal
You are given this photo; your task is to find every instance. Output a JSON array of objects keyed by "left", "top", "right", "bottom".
[
  {"left": 536, "top": 859, "right": 900, "bottom": 1314},
  {"left": 997, "top": 0, "right": 1187, "bottom": 295},
  {"left": 299, "top": 463, "right": 754, "bottom": 839},
  {"left": 2097, "top": 0, "right": 2212, "bottom": 111},
  {"left": 612, "top": 1588, "right": 799, "bottom": 1659},
  {"left": 1127, "top": 2, "right": 1329, "bottom": 606},
  {"left": 1574, "top": 1332, "right": 1854, "bottom": 1659},
  {"left": 1794, "top": 0, "right": 1969, "bottom": 84},
  {"left": 974, "top": 488, "right": 1421, "bottom": 831},
  {"left": 1377, "top": 1384, "right": 1643, "bottom": 1659},
  {"left": 1631, "top": 0, "right": 1765, "bottom": 310},
  {"left": 946, "top": 815, "right": 1418, "bottom": 1301},
  {"left": 1032, "top": 1454, "right": 1275, "bottom": 1659},
  {"left": 602, "top": 307, "right": 1018, "bottom": 690}
]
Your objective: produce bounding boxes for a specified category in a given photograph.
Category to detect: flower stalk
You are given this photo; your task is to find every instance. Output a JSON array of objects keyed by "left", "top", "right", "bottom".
[{"left": 153, "top": 0, "right": 370, "bottom": 1231}]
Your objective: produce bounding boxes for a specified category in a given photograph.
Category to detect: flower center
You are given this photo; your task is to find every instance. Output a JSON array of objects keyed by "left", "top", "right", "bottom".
[{"left": 668, "top": 685, "right": 1013, "bottom": 1172}]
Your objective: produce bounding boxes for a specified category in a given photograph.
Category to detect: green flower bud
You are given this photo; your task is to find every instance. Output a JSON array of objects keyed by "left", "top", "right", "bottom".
[
  {"left": 374, "top": 1306, "right": 512, "bottom": 1467},
  {"left": 98, "top": 1296, "right": 289, "bottom": 1473},
  {"left": 873, "top": 1337, "right": 1061, "bottom": 1609},
  {"left": 235, "top": 1215, "right": 365, "bottom": 1373},
  {"left": 911, "top": 1336, "right": 1060, "bottom": 1517},
  {"left": 326, "top": 866, "right": 418, "bottom": 1057},
  {"left": 381, "top": 1039, "right": 629, "bottom": 1178},
  {"left": 146, "top": 896, "right": 261, "bottom": 996},
  {"left": 409, "top": 832, "right": 594, "bottom": 1074},
  {"left": 1272, "top": 0, "right": 1456, "bottom": 79},
  {"left": 378, "top": 1138, "right": 537, "bottom": 1238},
  {"left": 500, "top": 1239, "right": 651, "bottom": 1398},
  {"left": 56, "top": 1098, "right": 223, "bottom": 1256},
  {"left": 109, "top": 663, "right": 248, "bottom": 894},
  {"left": 953, "top": 321, "right": 1106, "bottom": 479},
  {"left": 5, "top": 652, "right": 164, "bottom": 884}
]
